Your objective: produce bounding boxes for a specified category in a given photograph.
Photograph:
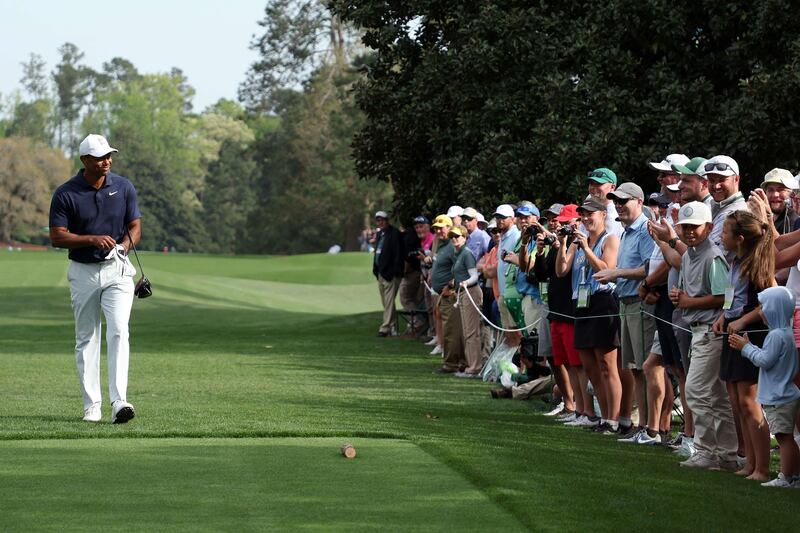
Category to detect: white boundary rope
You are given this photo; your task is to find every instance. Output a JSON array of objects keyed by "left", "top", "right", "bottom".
[{"left": 457, "top": 284, "right": 540, "bottom": 332}]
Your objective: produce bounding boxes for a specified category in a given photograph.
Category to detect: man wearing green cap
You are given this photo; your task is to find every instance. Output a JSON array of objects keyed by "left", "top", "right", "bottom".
[{"left": 587, "top": 168, "right": 624, "bottom": 237}]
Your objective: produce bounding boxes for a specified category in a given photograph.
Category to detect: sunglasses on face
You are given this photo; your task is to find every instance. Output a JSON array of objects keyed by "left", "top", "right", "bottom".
[
  {"left": 461, "top": 216, "right": 474, "bottom": 222},
  {"left": 612, "top": 198, "right": 632, "bottom": 206},
  {"left": 704, "top": 162, "right": 734, "bottom": 173},
  {"left": 494, "top": 215, "right": 508, "bottom": 220}
]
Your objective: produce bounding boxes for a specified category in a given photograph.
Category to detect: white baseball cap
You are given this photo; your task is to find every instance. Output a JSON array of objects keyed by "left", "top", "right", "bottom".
[
  {"left": 446, "top": 205, "right": 464, "bottom": 218},
  {"left": 648, "top": 153, "right": 690, "bottom": 172},
  {"left": 79, "top": 134, "right": 118, "bottom": 157},
  {"left": 761, "top": 168, "right": 799, "bottom": 190},
  {"left": 666, "top": 183, "right": 681, "bottom": 192},
  {"left": 493, "top": 204, "right": 515, "bottom": 218},
  {"left": 676, "top": 201, "right": 712, "bottom": 225},
  {"left": 374, "top": 210, "right": 389, "bottom": 219},
  {"left": 698, "top": 155, "right": 739, "bottom": 177}
]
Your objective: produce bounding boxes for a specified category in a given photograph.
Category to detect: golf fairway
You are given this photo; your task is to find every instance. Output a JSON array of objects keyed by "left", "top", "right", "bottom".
[{"left": 1, "top": 250, "right": 797, "bottom": 531}]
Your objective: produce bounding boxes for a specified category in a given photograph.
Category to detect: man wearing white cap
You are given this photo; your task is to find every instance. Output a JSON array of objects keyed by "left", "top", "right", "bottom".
[
  {"left": 372, "top": 210, "right": 404, "bottom": 337},
  {"left": 462, "top": 207, "right": 490, "bottom": 262},
  {"left": 446, "top": 205, "right": 464, "bottom": 228},
  {"left": 494, "top": 204, "right": 522, "bottom": 345},
  {"left": 698, "top": 155, "right": 748, "bottom": 257},
  {"left": 761, "top": 168, "right": 799, "bottom": 235},
  {"left": 49, "top": 134, "right": 139, "bottom": 424}
]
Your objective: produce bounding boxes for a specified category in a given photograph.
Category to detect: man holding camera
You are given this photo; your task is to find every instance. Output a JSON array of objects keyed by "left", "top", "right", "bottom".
[
  {"left": 495, "top": 204, "right": 522, "bottom": 346},
  {"left": 49, "top": 134, "right": 140, "bottom": 424},
  {"left": 504, "top": 204, "right": 553, "bottom": 360},
  {"left": 399, "top": 216, "right": 431, "bottom": 336}
]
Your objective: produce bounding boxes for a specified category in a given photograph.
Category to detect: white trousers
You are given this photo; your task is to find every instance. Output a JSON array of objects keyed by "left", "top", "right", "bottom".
[{"left": 68, "top": 255, "right": 135, "bottom": 409}]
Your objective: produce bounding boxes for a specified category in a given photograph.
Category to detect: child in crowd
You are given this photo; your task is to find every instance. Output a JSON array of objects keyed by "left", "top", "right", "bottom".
[
  {"left": 713, "top": 211, "right": 775, "bottom": 480},
  {"left": 670, "top": 201, "right": 739, "bottom": 471},
  {"left": 729, "top": 287, "right": 800, "bottom": 488}
]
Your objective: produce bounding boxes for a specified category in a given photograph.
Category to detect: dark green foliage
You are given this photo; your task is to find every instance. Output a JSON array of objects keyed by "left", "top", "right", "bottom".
[{"left": 330, "top": 0, "right": 800, "bottom": 218}]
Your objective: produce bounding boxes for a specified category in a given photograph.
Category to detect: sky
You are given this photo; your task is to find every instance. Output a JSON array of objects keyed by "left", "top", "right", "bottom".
[{"left": 0, "top": 1, "right": 266, "bottom": 112}]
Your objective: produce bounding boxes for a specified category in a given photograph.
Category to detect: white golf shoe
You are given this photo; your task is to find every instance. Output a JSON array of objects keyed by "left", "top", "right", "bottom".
[
  {"left": 83, "top": 403, "right": 102, "bottom": 422},
  {"left": 111, "top": 400, "right": 135, "bottom": 424}
]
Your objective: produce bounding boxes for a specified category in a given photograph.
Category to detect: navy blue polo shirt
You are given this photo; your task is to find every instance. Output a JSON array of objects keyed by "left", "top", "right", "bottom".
[{"left": 49, "top": 169, "right": 141, "bottom": 263}]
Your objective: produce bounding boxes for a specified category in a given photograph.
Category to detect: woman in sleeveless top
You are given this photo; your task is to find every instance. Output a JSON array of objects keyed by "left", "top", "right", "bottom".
[{"left": 557, "top": 199, "right": 621, "bottom": 426}]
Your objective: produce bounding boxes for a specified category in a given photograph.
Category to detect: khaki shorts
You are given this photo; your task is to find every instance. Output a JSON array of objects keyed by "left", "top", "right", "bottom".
[
  {"left": 763, "top": 398, "right": 800, "bottom": 435},
  {"left": 619, "top": 298, "right": 656, "bottom": 370}
]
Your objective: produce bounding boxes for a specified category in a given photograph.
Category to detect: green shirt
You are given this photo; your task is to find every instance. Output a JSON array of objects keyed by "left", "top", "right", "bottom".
[
  {"left": 452, "top": 246, "right": 477, "bottom": 285},
  {"left": 431, "top": 240, "right": 456, "bottom": 293}
]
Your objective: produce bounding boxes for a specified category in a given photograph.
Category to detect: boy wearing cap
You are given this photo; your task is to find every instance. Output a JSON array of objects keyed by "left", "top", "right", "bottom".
[
  {"left": 49, "top": 134, "right": 139, "bottom": 424},
  {"left": 373, "top": 211, "right": 405, "bottom": 337},
  {"left": 669, "top": 201, "right": 738, "bottom": 470}
]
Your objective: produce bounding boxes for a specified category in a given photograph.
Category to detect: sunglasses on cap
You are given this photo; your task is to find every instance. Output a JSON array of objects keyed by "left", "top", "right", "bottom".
[
  {"left": 588, "top": 171, "right": 609, "bottom": 179},
  {"left": 704, "top": 162, "right": 734, "bottom": 173}
]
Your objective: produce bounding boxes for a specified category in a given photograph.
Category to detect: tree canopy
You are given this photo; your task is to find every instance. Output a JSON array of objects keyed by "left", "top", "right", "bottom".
[{"left": 330, "top": 0, "right": 800, "bottom": 219}]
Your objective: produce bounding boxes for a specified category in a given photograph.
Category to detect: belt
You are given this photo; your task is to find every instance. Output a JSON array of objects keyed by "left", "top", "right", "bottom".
[
  {"left": 620, "top": 295, "right": 640, "bottom": 304},
  {"left": 690, "top": 321, "right": 712, "bottom": 329}
]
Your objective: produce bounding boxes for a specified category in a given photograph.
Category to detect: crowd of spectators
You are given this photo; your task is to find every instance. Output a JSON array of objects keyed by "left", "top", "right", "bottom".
[{"left": 370, "top": 153, "right": 800, "bottom": 488}]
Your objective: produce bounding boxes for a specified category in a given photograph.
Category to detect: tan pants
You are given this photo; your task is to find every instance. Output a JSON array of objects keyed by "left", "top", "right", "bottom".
[
  {"left": 512, "top": 375, "right": 553, "bottom": 400},
  {"left": 685, "top": 325, "right": 738, "bottom": 463},
  {"left": 377, "top": 276, "right": 401, "bottom": 334},
  {"left": 438, "top": 293, "right": 465, "bottom": 371},
  {"left": 459, "top": 285, "right": 484, "bottom": 373}
]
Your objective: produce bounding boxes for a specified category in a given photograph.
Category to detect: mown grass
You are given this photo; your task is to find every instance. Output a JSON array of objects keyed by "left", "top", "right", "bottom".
[{"left": 0, "top": 250, "right": 796, "bottom": 531}]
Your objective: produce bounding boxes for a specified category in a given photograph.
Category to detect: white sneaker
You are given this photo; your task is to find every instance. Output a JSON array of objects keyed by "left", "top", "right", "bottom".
[
  {"left": 424, "top": 337, "right": 438, "bottom": 346},
  {"left": 680, "top": 454, "right": 717, "bottom": 469},
  {"left": 83, "top": 403, "right": 102, "bottom": 422},
  {"left": 430, "top": 345, "right": 442, "bottom": 355},
  {"left": 557, "top": 412, "right": 577, "bottom": 423},
  {"left": 111, "top": 400, "right": 135, "bottom": 424},
  {"left": 634, "top": 430, "right": 662, "bottom": 445},
  {"left": 545, "top": 402, "right": 564, "bottom": 416},
  {"left": 762, "top": 473, "right": 794, "bottom": 488},
  {"left": 564, "top": 415, "right": 588, "bottom": 426},
  {"left": 618, "top": 428, "right": 645, "bottom": 443},
  {"left": 576, "top": 416, "right": 600, "bottom": 427},
  {"left": 674, "top": 436, "right": 695, "bottom": 457}
]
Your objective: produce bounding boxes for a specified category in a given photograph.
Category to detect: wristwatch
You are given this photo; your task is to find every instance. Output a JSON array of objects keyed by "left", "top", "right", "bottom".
[{"left": 668, "top": 237, "right": 679, "bottom": 249}]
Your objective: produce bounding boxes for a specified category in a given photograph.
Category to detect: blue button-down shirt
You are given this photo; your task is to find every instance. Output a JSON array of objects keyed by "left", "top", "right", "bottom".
[
  {"left": 615, "top": 213, "right": 654, "bottom": 298},
  {"left": 497, "top": 225, "right": 520, "bottom": 296},
  {"left": 467, "top": 228, "right": 490, "bottom": 262},
  {"left": 49, "top": 170, "right": 141, "bottom": 263}
]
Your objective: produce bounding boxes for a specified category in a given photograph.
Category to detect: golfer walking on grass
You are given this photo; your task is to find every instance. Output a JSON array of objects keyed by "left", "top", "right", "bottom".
[{"left": 49, "top": 134, "right": 140, "bottom": 424}]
